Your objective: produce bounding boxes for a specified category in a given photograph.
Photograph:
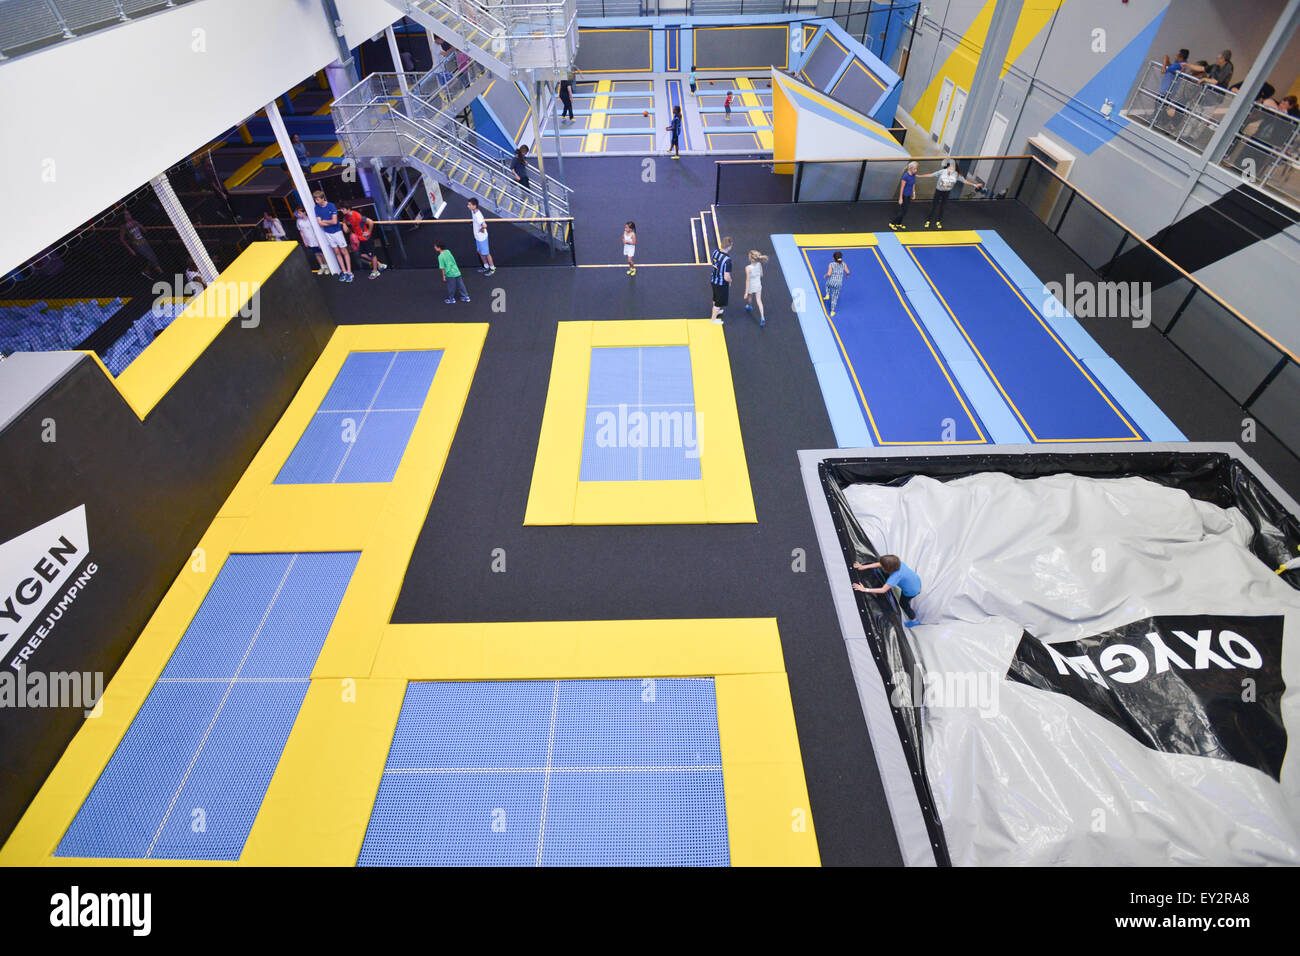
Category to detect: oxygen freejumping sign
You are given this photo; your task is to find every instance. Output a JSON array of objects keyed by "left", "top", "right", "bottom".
[{"left": 0, "top": 505, "right": 98, "bottom": 671}]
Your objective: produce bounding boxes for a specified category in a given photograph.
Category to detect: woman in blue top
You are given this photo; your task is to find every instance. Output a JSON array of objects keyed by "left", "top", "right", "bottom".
[
  {"left": 889, "top": 161, "right": 919, "bottom": 230},
  {"left": 511, "top": 145, "right": 531, "bottom": 189},
  {"left": 853, "top": 553, "right": 922, "bottom": 624}
]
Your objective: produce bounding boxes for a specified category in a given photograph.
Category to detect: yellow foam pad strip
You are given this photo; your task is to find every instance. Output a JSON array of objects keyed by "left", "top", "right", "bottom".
[{"left": 895, "top": 230, "right": 982, "bottom": 245}]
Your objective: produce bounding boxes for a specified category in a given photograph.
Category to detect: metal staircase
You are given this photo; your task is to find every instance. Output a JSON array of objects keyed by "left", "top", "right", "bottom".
[
  {"left": 333, "top": 70, "right": 573, "bottom": 246},
  {"left": 384, "top": 0, "right": 577, "bottom": 80}
]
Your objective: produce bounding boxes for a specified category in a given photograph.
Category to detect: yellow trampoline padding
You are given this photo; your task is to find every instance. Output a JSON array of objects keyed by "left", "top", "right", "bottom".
[
  {"left": 790, "top": 233, "right": 879, "bottom": 247},
  {"left": 370, "top": 618, "right": 787, "bottom": 680},
  {"left": 241, "top": 678, "right": 407, "bottom": 867},
  {"left": 896, "top": 229, "right": 982, "bottom": 245},
  {"left": 717, "top": 672, "right": 821, "bottom": 866},
  {"left": 524, "top": 322, "right": 591, "bottom": 525}
]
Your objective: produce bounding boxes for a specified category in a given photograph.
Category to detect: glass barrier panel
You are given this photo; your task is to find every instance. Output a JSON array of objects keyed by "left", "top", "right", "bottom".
[
  {"left": 1250, "top": 360, "right": 1300, "bottom": 455},
  {"left": 1054, "top": 194, "right": 1128, "bottom": 271},
  {"left": 1167, "top": 291, "right": 1286, "bottom": 405}
]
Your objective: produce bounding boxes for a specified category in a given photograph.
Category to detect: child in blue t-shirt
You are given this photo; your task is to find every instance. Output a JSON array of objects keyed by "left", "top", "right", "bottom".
[{"left": 853, "top": 553, "right": 922, "bottom": 625}]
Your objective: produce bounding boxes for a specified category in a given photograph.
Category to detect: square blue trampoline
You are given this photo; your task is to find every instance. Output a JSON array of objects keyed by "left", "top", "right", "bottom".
[
  {"left": 357, "top": 678, "right": 730, "bottom": 867},
  {"left": 276, "top": 350, "right": 442, "bottom": 484},
  {"left": 580, "top": 346, "right": 702, "bottom": 481},
  {"left": 55, "top": 551, "right": 359, "bottom": 860}
]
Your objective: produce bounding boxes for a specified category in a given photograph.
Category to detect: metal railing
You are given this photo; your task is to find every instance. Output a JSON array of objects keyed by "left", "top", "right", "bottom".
[
  {"left": 714, "top": 153, "right": 1017, "bottom": 205},
  {"left": 0, "top": 0, "right": 201, "bottom": 60},
  {"left": 401, "top": 0, "right": 577, "bottom": 76},
  {"left": 574, "top": 1, "right": 816, "bottom": 14},
  {"left": 1221, "top": 102, "right": 1300, "bottom": 206},
  {"left": 714, "top": 153, "right": 1300, "bottom": 461},
  {"left": 1124, "top": 60, "right": 1236, "bottom": 153},
  {"left": 1124, "top": 60, "right": 1300, "bottom": 206}
]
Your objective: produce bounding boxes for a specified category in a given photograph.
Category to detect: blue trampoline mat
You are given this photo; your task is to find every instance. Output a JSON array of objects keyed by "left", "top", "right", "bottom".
[
  {"left": 276, "top": 350, "right": 442, "bottom": 484},
  {"left": 802, "top": 246, "right": 986, "bottom": 444},
  {"left": 55, "top": 551, "right": 359, "bottom": 860},
  {"left": 908, "top": 245, "right": 1144, "bottom": 442},
  {"left": 579, "top": 346, "right": 703, "bottom": 482},
  {"left": 357, "top": 678, "right": 730, "bottom": 866}
]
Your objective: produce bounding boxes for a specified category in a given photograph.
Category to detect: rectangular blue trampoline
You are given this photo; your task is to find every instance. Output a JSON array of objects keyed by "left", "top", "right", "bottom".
[
  {"left": 55, "top": 551, "right": 359, "bottom": 860},
  {"left": 357, "top": 678, "right": 730, "bottom": 867},
  {"left": 580, "top": 346, "right": 703, "bottom": 481},
  {"left": 276, "top": 350, "right": 442, "bottom": 484}
]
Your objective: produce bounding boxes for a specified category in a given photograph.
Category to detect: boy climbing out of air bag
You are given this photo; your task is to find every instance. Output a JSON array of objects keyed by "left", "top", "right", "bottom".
[{"left": 853, "top": 553, "right": 921, "bottom": 625}]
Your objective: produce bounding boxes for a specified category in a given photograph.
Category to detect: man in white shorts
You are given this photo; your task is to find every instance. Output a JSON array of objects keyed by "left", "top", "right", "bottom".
[
  {"left": 468, "top": 198, "right": 495, "bottom": 275},
  {"left": 313, "top": 189, "right": 353, "bottom": 282}
]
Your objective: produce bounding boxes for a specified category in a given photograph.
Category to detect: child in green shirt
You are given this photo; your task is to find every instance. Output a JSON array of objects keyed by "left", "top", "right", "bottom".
[{"left": 436, "top": 240, "right": 470, "bottom": 303}]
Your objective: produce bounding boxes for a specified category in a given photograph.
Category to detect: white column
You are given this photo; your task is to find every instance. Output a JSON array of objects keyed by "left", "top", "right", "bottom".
[
  {"left": 149, "top": 172, "right": 219, "bottom": 283},
  {"left": 265, "top": 99, "right": 340, "bottom": 273},
  {"left": 386, "top": 25, "right": 413, "bottom": 111},
  {"left": 529, "top": 74, "right": 554, "bottom": 253}
]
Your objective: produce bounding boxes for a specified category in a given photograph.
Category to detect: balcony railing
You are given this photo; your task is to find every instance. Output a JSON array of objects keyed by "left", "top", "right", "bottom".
[
  {"left": 0, "top": 0, "right": 203, "bottom": 60},
  {"left": 1124, "top": 60, "right": 1300, "bottom": 206}
]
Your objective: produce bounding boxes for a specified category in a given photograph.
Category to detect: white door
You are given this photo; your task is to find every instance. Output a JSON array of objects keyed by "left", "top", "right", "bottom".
[
  {"left": 941, "top": 86, "right": 967, "bottom": 153},
  {"left": 930, "top": 77, "right": 954, "bottom": 143},
  {"left": 973, "top": 110, "right": 1010, "bottom": 183}
]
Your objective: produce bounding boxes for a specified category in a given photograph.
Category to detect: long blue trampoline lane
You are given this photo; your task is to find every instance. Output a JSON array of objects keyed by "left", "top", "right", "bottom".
[
  {"left": 276, "top": 350, "right": 443, "bottom": 484},
  {"left": 907, "top": 244, "right": 1145, "bottom": 442},
  {"left": 56, "top": 551, "right": 359, "bottom": 860},
  {"left": 801, "top": 246, "right": 986, "bottom": 445},
  {"left": 358, "top": 678, "right": 729, "bottom": 867},
  {"left": 580, "top": 346, "right": 702, "bottom": 481}
]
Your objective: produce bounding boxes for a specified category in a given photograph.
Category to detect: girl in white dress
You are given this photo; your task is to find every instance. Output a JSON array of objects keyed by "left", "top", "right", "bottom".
[
  {"left": 623, "top": 221, "right": 637, "bottom": 276},
  {"left": 744, "top": 250, "right": 768, "bottom": 326}
]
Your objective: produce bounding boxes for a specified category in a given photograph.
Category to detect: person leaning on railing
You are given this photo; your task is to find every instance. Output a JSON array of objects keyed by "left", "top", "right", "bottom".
[
  {"left": 1204, "top": 50, "right": 1234, "bottom": 87},
  {"left": 1159, "top": 49, "right": 1191, "bottom": 96}
]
